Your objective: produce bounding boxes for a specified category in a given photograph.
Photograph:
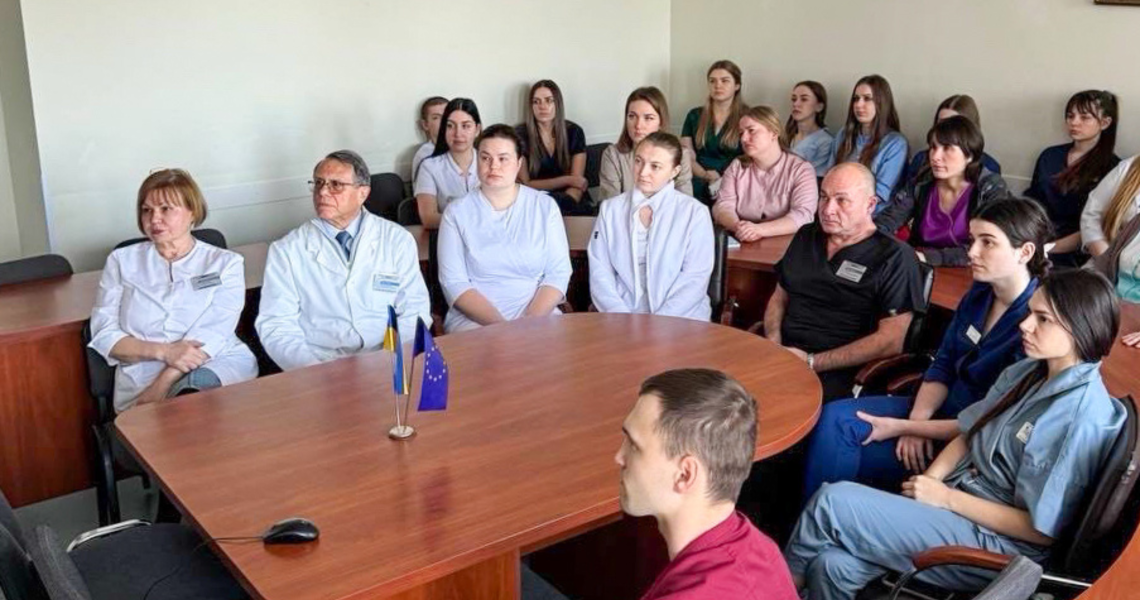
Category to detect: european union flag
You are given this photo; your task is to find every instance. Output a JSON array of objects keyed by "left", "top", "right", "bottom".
[
  {"left": 381, "top": 306, "right": 409, "bottom": 395},
  {"left": 413, "top": 317, "right": 448, "bottom": 411}
]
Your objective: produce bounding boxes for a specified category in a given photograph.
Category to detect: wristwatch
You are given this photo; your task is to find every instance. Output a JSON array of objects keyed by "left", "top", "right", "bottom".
[{"left": 806, "top": 353, "right": 815, "bottom": 370}]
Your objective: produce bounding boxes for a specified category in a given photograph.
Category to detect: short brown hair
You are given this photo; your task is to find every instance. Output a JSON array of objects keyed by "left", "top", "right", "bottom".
[
  {"left": 136, "top": 169, "right": 207, "bottom": 234},
  {"left": 640, "top": 369, "right": 757, "bottom": 504}
]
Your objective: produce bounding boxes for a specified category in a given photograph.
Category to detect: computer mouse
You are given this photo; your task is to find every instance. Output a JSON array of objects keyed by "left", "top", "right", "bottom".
[{"left": 262, "top": 517, "right": 320, "bottom": 545}]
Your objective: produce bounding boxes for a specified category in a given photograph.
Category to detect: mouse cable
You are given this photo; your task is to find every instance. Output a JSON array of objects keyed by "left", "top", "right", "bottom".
[{"left": 140, "top": 534, "right": 262, "bottom": 600}]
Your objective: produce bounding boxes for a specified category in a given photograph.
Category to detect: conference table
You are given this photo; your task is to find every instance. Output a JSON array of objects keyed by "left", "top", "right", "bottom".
[{"left": 114, "top": 314, "right": 822, "bottom": 599}]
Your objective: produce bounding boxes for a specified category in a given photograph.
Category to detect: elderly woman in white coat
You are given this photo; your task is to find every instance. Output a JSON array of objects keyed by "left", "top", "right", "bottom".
[
  {"left": 589, "top": 131, "right": 715, "bottom": 321},
  {"left": 89, "top": 169, "right": 257, "bottom": 413},
  {"left": 438, "top": 124, "right": 572, "bottom": 333}
]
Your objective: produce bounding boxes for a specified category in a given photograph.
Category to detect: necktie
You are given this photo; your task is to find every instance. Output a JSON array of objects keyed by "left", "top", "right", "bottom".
[{"left": 335, "top": 231, "right": 352, "bottom": 260}]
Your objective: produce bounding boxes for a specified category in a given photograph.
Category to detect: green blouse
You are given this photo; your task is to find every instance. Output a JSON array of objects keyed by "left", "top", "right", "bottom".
[{"left": 681, "top": 107, "right": 743, "bottom": 175}]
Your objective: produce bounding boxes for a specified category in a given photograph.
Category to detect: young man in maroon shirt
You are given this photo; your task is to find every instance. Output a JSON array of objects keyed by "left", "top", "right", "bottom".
[{"left": 616, "top": 369, "right": 799, "bottom": 600}]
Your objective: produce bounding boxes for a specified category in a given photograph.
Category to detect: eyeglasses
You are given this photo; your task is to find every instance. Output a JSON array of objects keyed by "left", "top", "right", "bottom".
[{"left": 308, "top": 178, "right": 360, "bottom": 194}]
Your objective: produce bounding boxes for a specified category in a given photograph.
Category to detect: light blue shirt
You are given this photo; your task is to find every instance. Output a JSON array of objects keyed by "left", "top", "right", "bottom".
[
  {"left": 1117, "top": 234, "right": 1140, "bottom": 302},
  {"left": 949, "top": 359, "right": 1125, "bottom": 541},
  {"left": 828, "top": 130, "right": 909, "bottom": 214},
  {"left": 314, "top": 210, "right": 365, "bottom": 262},
  {"left": 791, "top": 127, "right": 833, "bottom": 178}
]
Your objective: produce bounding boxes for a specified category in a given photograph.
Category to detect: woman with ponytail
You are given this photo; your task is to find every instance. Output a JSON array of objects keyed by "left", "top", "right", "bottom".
[
  {"left": 804, "top": 198, "right": 1053, "bottom": 499},
  {"left": 787, "top": 268, "right": 1125, "bottom": 599}
]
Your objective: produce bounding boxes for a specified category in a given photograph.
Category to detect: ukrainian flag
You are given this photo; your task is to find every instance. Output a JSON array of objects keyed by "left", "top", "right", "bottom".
[{"left": 382, "top": 306, "right": 409, "bottom": 395}]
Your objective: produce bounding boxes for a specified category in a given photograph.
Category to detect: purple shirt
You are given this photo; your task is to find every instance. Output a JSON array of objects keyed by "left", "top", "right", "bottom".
[{"left": 917, "top": 184, "right": 971, "bottom": 248}]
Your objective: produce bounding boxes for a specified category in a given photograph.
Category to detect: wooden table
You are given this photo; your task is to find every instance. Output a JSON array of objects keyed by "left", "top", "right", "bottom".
[
  {"left": 115, "top": 314, "right": 822, "bottom": 599},
  {"left": 0, "top": 218, "right": 594, "bottom": 507}
]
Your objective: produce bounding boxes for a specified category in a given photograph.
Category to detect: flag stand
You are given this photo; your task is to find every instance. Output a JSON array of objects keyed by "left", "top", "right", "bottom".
[{"left": 388, "top": 352, "right": 418, "bottom": 441}]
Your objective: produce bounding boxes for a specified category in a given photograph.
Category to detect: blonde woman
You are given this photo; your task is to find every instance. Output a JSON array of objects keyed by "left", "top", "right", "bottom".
[
  {"left": 713, "top": 106, "right": 818, "bottom": 242},
  {"left": 681, "top": 60, "right": 747, "bottom": 204},
  {"left": 1085, "top": 156, "right": 1140, "bottom": 347},
  {"left": 599, "top": 86, "right": 694, "bottom": 200}
]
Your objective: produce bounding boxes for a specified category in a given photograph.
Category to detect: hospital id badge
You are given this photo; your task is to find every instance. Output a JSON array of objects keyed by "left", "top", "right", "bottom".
[
  {"left": 372, "top": 272, "right": 401, "bottom": 293},
  {"left": 191, "top": 273, "right": 222, "bottom": 290},
  {"left": 835, "top": 260, "right": 868, "bottom": 283},
  {"left": 966, "top": 325, "right": 982, "bottom": 345}
]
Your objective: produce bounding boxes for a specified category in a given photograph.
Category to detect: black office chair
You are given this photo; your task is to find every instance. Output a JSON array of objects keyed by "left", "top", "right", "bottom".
[
  {"left": 363, "top": 172, "right": 405, "bottom": 222},
  {"left": 850, "top": 261, "right": 937, "bottom": 398},
  {"left": 114, "top": 228, "right": 227, "bottom": 251},
  {"left": 0, "top": 255, "right": 73, "bottom": 287},
  {"left": 0, "top": 486, "right": 246, "bottom": 600},
  {"left": 584, "top": 143, "right": 608, "bottom": 190},
  {"left": 397, "top": 197, "right": 422, "bottom": 226},
  {"left": 709, "top": 226, "right": 730, "bottom": 324},
  {"left": 81, "top": 321, "right": 136, "bottom": 527},
  {"left": 879, "top": 394, "right": 1140, "bottom": 600}
]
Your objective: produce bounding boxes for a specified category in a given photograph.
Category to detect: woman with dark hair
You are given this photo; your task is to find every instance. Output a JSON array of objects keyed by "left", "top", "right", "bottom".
[
  {"left": 904, "top": 94, "right": 1001, "bottom": 181},
  {"left": 599, "top": 86, "right": 694, "bottom": 199},
  {"left": 589, "top": 132, "right": 714, "bottom": 321},
  {"left": 804, "top": 197, "right": 1052, "bottom": 499},
  {"left": 1026, "top": 90, "right": 1119, "bottom": 268},
  {"left": 411, "top": 96, "right": 448, "bottom": 183},
  {"left": 438, "top": 124, "right": 572, "bottom": 333},
  {"left": 875, "top": 116, "right": 1011, "bottom": 266},
  {"left": 414, "top": 98, "right": 482, "bottom": 229},
  {"left": 516, "top": 80, "right": 591, "bottom": 216},
  {"left": 681, "top": 60, "right": 747, "bottom": 204},
  {"left": 788, "top": 268, "right": 1126, "bottom": 599},
  {"left": 828, "top": 75, "right": 908, "bottom": 212},
  {"left": 786, "top": 81, "right": 832, "bottom": 178}
]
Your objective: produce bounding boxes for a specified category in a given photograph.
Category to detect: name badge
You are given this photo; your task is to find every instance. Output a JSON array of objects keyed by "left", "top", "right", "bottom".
[
  {"left": 966, "top": 325, "right": 982, "bottom": 345},
  {"left": 835, "top": 260, "right": 868, "bottom": 283},
  {"left": 372, "top": 273, "right": 401, "bottom": 293},
  {"left": 190, "top": 273, "right": 222, "bottom": 291},
  {"left": 1016, "top": 422, "right": 1034, "bottom": 444}
]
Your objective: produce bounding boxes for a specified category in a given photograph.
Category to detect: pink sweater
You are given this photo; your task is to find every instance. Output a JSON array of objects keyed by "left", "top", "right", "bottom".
[{"left": 713, "top": 152, "right": 818, "bottom": 230}]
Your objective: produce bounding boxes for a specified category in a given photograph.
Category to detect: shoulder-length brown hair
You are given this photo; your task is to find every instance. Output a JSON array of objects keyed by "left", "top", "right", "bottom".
[
  {"left": 834, "top": 74, "right": 901, "bottom": 168},
  {"left": 523, "top": 80, "right": 571, "bottom": 178},
  {"left": 694, "top": 60, "right": 746, "bottom": 152},
  {"left": 617, "top": 86, "right": 671, "bottom": 153}
]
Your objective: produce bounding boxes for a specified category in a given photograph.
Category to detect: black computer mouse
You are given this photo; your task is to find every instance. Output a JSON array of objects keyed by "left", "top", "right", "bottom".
[{"left": 262, "top": 517, "right": 320, "bottom": 544}]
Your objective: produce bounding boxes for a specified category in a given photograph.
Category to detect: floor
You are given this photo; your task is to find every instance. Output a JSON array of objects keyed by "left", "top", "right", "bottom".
[{"left": 14, "top": 477, "right": 158, "bottom": 544}]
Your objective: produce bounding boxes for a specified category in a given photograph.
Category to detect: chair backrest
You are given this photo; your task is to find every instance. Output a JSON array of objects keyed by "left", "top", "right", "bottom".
[
  {"left": 80, "top": 322, "right": 116, "bottom": 426},
  {"left": 585, "top": 143, "right": 608, "bottom": 189},
  {"left": 363, "top": 173, "right": 405, "bottom": 222},
  {"left": 1057, "top": 394, "right": 1140, "bottom": 575},
  {"left": 971, "top": 555, "right": 1042, "bottom": 600},
  {"left": 113, "top": 228, "right": 227, "bottom": 251},
  {"left": 0, "top": 521, "right": 43, "bottom": 600},
  {"left": 25, "top": 526, "right": 92, "bottom": 600},
  {"left": 0, "top": 255, "right": 73, "bottom": 287},
  {"left": 0, "top": 490, "right": 23, "bottom": 552},
  {"left": 708, "top": 226, "right": 728, "bottom": 322},
  {"left": 397, "top": 197, "right": 422, "bottom": 226},
  {"left": 903, "top": 262, "right": 936, "bottom": 354}
]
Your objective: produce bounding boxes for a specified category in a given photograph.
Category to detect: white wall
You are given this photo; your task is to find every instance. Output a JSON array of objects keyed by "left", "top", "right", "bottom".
[
  {"left": 670, "top": 0, "right": 1140, "bottom": 188},
  {"left": 0, "top": 0, "right": 48, "bottom": 262},
  {"left": 21, "top": 0, "right": 671, "bottom": 270}
]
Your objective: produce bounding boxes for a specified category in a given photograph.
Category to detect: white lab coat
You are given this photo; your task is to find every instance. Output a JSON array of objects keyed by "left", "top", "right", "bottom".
[
  {"left": 589, "top": 183, "right": 714, "bottom": 322},
  {"left": 89, "top": 241, "right": 258, "bottom": 412},
  {"left": 256, "top": 211, "right": 432, "bottom": 371},
  {"left": 414, "top": 152, "right": 479, "bottom": 214},
  {"left": 438, "top": 186, "right": 572, "bottom": 333}
]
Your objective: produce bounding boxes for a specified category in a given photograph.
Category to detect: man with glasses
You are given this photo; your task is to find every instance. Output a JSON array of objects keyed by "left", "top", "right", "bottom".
[{"left": 257, "top": 150, "right": 431, "bottom": 371}]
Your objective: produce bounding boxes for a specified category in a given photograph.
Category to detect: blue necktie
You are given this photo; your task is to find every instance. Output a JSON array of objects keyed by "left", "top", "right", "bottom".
[{"left": 335, "top": 231, "right": 352, "bottom": 260}]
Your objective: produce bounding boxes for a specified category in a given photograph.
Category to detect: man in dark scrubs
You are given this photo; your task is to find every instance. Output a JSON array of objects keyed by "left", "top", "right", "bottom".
[{"left": 764, "top": 162, "right": 924, "bottom": 401}]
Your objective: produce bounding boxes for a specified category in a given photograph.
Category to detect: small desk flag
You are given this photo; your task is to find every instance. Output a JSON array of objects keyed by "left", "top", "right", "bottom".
[
  {"left": 382, "top": 306, "right": 409, "bottom": 395},
  {"left": 413, "top": 317, "right": 449, "bottom": 411}
]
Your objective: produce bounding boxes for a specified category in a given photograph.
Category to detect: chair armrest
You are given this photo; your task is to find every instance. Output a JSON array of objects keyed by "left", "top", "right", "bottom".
[
  {"left": 559, "top": 301, "right": 574, "bottom": 314},
  {"left": 852, "top": 354, "right": 930, "bottom": 397},
  {"left": 887, "top": 372, "right": 925, "bottom": 397},
  {"left": 431, "top": 313, "right": 445, "bottom": 337},
  {"left": 67, "top": 519, "right": 151, "bottom": 552},
  {"left": 719, "top": 297, "right": 737, "bottom": 327},
  {"left": 746, "top": 321, "right": 764, "bottom": 336},
  {"left": 913, "top": 545, "right": 1013, "bottom": 572}
]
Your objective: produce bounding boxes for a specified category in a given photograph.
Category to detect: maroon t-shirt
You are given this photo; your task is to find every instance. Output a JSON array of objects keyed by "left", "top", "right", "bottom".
[{"left": 640, "top": 511, "right": 798, "bottom": 600}]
